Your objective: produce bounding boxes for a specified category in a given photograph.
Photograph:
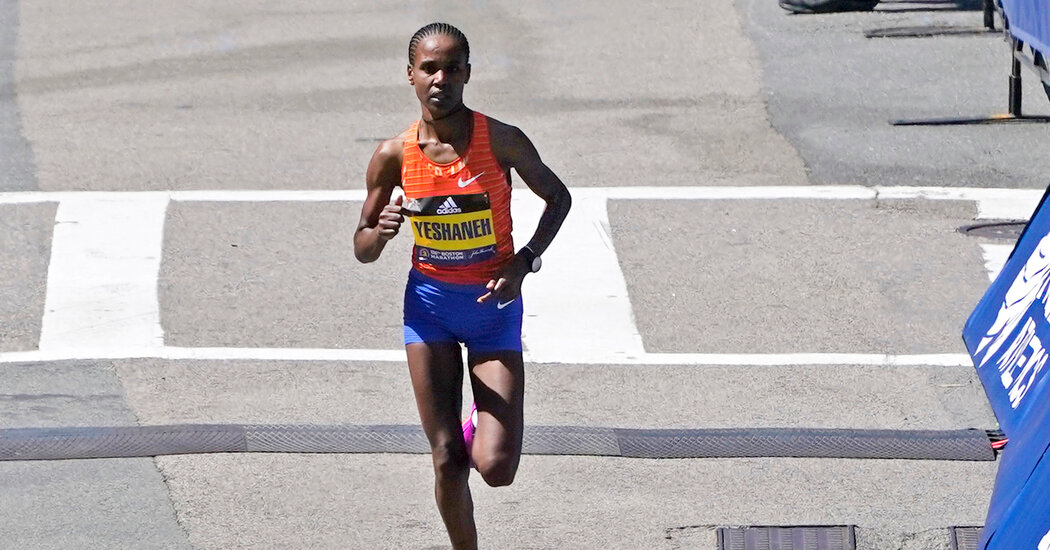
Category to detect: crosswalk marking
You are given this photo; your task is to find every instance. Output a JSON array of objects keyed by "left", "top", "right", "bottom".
[
  {"left": 38, "top": 194, "right": 169, "bottom": 352},
  {"left": 3, "top": 186, "right": 1039, "bottom": 365},
  {"left": 513, "top": 192, "right": 646, "bottom": 363},
  {"left": 981, "top": 244, "right": 1014, "bottom": 282}
]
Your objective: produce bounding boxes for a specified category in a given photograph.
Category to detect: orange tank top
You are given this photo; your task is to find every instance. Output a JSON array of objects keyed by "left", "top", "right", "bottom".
[{"left": 401, "top": 111, "right": 514, "bottom": 285}]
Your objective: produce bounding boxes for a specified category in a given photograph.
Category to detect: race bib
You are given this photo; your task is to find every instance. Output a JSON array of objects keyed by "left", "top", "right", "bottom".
[{"left": 407, "top": 192, "right": 497, "bottom": 267}]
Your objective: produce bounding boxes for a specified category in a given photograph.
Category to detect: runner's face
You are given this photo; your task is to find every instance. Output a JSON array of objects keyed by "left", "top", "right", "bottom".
[{"left": 408, "top": 34, "right": 470, "bottom": 118}]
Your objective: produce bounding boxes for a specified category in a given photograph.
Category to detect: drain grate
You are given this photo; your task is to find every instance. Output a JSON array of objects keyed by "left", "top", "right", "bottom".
[
  {"left": 958, "top": 221, "right": 1027, "bottom": 240},
  {"left": 950, "top": 526, "right": 982, "bottom": 550},
  {"left": 717, "top": 526, "right": 856, "bottom": 550}
]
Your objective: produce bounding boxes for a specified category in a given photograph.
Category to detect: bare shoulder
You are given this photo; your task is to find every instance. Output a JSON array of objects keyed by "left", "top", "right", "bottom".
[
  {"left": 366, "top": 136, "right": 404, "bottom": 186},
  {"left": 371, "top": 136, "right": 405, "bottom": 168},
  {"left": 485, "top": 115, "right": 534, "bottom": 169},
  {"left": 486, "top": 115, "right": 528, "bottom": 147}
]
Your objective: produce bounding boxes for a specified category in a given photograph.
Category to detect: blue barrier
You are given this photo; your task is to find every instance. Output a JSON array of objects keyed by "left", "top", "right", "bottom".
[
  {"left": 978, "top": 390, "right": 1050, "bottom": 545},
  {"left": 965, "top": 190, "right": 1050, "bottom": 438},
  {"left": 981, "top": 445, "right": 1050, "bottom": 549},
  {"left": 892, "top": 0, "right": 1050, "bottom": 125},
  {"left": 982, "top": 457, "right": 1050, "bottom": 550},
  {"left": 964, "top": 187, "right": 1050, "bottom": 549},
  {"left": 1000, "top": 0, "right": 1050, "bottom": 58}
]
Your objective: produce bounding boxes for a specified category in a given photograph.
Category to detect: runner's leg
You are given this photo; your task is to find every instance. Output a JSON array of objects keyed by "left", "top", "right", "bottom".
[
  {"left": 467, "top": 350, "right": 525, "bottom": 487},
  {"left": 406, "top": 341, "right": 477, "bottom": 550}
]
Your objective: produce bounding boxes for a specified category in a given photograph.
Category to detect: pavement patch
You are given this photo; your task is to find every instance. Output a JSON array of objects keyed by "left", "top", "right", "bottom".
[
  {"left": 13, "top": 0, "right": 809, "bottom": 191},
  {"left": 15, "top": 1, "right": 417, "bottom": 191},
  {"left": 0, "top": 459, "right": 191, "bottom": 550},
  {"left": 160, "top": 201, "right": 412, "bottom": 350},
  {"left": 737, "top": 0, "right": 1050, "bottom": 188},
  {"left": 154, "top": 453, "right": 996, "bottom": 549},
  {"left": 111, "top": 359, "right": 994, "bottom": 430},
  {"left": 611, "top": 198, "right": 987, "bottom": 354},
  {"left": 0, "top": 361, "right": 130, "bottom": 428},
  {"left": 0, "top": 360, "right": 189, "bottom": 548}
]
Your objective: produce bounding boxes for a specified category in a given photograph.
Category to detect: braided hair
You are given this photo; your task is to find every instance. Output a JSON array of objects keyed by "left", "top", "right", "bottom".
[{"left": 408, "top": 22, "right": 470, "bottom": 66}]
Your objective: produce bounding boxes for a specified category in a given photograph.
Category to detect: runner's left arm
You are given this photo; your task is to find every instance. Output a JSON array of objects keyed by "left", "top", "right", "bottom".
[{"left": 478, "top": 121, "right": 572, "bottom": 303}]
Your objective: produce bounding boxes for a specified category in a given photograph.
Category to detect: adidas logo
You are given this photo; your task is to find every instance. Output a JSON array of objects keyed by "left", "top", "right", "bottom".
[{"left": 435, "top": 197, "right": 462, "bottom": 215}]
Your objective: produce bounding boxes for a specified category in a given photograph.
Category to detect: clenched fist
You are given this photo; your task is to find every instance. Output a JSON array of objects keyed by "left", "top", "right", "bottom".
[{"left": 377, "top": 195, "right": 406, "bottom": 241}]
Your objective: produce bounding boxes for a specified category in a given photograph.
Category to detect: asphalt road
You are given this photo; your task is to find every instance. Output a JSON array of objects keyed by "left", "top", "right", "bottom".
[{"left": 2, "top": 0, "right": 1044, "bottom": 548}]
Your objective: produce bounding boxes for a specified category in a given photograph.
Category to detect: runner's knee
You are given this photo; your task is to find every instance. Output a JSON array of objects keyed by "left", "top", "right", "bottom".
[{"left": 476, "top": 454, "right": 517, "bottom": 487}]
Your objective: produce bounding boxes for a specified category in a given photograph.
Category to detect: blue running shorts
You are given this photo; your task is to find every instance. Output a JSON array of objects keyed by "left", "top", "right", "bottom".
[{"left": 403, "top": 269, "right": 524, "bottom": 353}]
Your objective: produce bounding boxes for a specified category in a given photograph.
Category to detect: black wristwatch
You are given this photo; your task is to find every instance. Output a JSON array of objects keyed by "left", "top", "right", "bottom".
[{"left": 519, "top": 246, "right": 542, "bottom": 273}]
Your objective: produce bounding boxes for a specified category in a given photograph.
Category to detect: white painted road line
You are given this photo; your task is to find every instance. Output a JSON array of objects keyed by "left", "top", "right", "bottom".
[
  {"left": 38, "top": 195, "right": 169, "bottom": 352},
  {"left": 0, "top": 190, "right": 369, "bottom": 204},
  {"left": 977, "top": 196, "right": 1045, "bottom": 220},
  {"left": 161, "top": 347, "right": 406, "bottom": 362},
  {"left": 0, "top": 186, "right": 1044, "bottom": 221},
  {"left": 634, "top": 353, "right": 973, "bottom": 367},
  {"left": 599, "top": 185, "right": 875, "bottom": 201},
  {"left": 0, "top": 347, "right": 973, "bottom": 366},
  {"left": 11, "top": 185, "right": 1028, "bottom": 365},
  {"left": 170, "top": 190, "right": 367, "bottom": 202},
  {"left": 874, "top": 186, "right": 1044, "bottom": 220}
]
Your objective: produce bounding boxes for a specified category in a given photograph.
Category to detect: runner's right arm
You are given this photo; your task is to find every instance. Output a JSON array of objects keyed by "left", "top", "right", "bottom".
[{"left": 354, "top": 138, "right": 405, "bottom": 263}]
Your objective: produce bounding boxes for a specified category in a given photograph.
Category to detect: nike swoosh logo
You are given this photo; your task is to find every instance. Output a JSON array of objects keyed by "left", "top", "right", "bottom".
[
  {"left": 497, "top": 299, "right": 516, "bottom": 310},
  {"left": 458, "top": 172, "right": 484, "bottom": 188}
]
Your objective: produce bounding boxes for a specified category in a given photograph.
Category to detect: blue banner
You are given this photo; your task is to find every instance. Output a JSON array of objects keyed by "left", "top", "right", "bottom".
[
  {"left": 963, "top": 187, "right": 1050, "bottom": 549},
  {"left": 1000, "top": 0, "right": 1050, "bottom": 59},
  {"left": 978, "top": 395, "right": 1050, "bottom": 546},
  {"left": 980, "top": 446, "right": 1050, "bottom": 549}
]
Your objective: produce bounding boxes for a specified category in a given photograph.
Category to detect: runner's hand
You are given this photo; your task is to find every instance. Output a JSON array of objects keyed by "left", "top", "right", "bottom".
[
  {"left": 477, "top": 254, "right": 529, "bottom": 304},
  {"left": 377, "top": 195, "right": 405, "bottom": 241}
]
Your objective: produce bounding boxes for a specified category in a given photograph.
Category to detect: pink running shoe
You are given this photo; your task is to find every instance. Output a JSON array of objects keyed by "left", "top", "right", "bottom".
[{"left": 462, "top": 402, "right": 477, "bottom": 467}]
